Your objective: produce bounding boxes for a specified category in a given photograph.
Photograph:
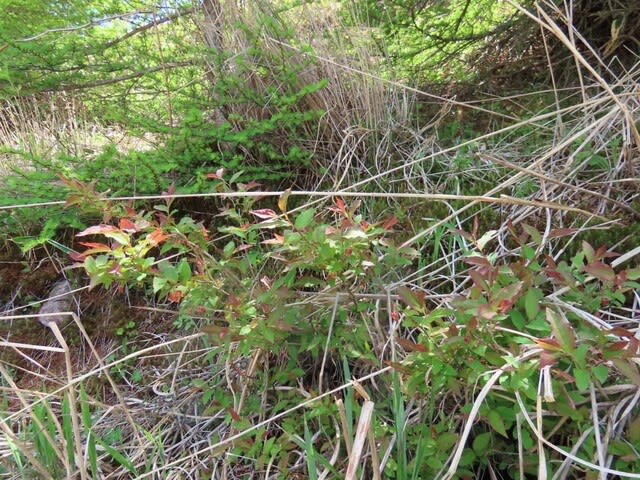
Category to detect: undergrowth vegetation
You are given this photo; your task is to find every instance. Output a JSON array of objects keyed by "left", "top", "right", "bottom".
[{"left": 0, "top": 0, "right": 639, "bottom": 479}]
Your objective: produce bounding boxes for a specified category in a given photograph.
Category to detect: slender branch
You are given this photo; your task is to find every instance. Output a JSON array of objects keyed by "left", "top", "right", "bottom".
[
  {"left": 102, "top": 7, "right": 196, "bottom": 50},
  {"left": 43, "top": 61, "right": 196, "bottom": 92},
  {"left": 16, "top": 11, "right": 153, "bottom": 42}
]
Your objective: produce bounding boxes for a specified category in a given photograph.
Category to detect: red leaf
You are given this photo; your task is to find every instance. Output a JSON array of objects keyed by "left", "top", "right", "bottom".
[
  {"left": 544, "top": 255, "right": 557, "bottom": 269},
  {"left": 69, "top": 252, "right": 86, "bottom": 262},
  {"left": 539, "top": 351, "right": 557, "bottom": 368},
  {"left": 167, "top": 290, "right": 183, "bottom": 303},
  {"left": 226, "top": 407, "right": 241, "bottom": 421},
  {"left": 469, "top": 269, "right": 489, "bottom": 290},
  {"left": 464, "top": 255, "right": 491, "bottom": 268},
  {"left": 79, "top": 242, "right": 111, "bottom": 249},
  {"left": 447, "top": 324, "right": 459, "bottom": 337},
  {"left": 497, "top": 299, "right": 515, "bottom": 313},
  {"left": 335, "top": 197, "right": 346, "bottom": 214},
  {"left": 251, "top": 209, "right": 278, "bottom": 219},
  {"left": 535, "top": 337, "right": 562, "bottom": 351},
  {"left": 161, "top": 183, "right": 176, "bottom": 197},
  {"left": 76, "top": 225, "right": 119, "bottom": 237},
  {"left": 108, "top": 264, "right": 122, "bottom": 275},
  {"left": 119, "top": 218, "right": 139, "bottom": 233},
  {"left": 548, "top": 228, "right": 576, "bottom": 238},
  {"left": 262, "top": 233, "right": 284, "bottom": 245},
  {"left": 146, "top": 228, "right": 169, "bottom": 246},
  {"left": 584, "top": 261, "right": 616, "bottom": 283},
  {"left": 79, "top": 241, "right": 112, "bottom": 254},
  {"left": 397, "top": 338, "right": 428, "bottom": 352},
  {"left": 205, "top": 168, "right": 225, "bottom": 179},
  {"left": 610, "top": 327, "right": 635, "bottom": 338},
  {"left": 124, "top": 206, "right": 138, "bottom": 217},
  {"left": 382, "top": 215, "right": 398, "bottom": 230}
]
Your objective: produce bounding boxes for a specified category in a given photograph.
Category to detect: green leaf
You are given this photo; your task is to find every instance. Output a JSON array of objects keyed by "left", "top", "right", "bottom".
[
  {"left": 546, "top": 308, "right": 576, "bottom": 354},
  {"left": 152, "top": 276, "right": 167, "bottom": 293},
  {"left": 435, "top": 432, "right": 458, "bottom": 451},
  {"left": 521, "top": 244, "right": 536, "bottom": 261},
  {"left": 397, "top": 286, "right": 423, "bottom": 310},
  {"left": 592, "top": 365, "right": 608, "bottom": 383},
  {"left": 223, "top": 241, "right": 235, "bottom": 258},
  {"left": 294, "top": 208, "right": 315, "bottom": 230},
  {"left": 103, "top": 230, "right": 131, "bottom": 246},
  {"left": 178, "top": 260, "right": 191, "bottom": 282},
  {"left": 472, "top": 432, "right": 492, "bottom": 455},
  {"left": 524, "top": 288, "right": 541, "bottom": 321},
  {"left": 510, "top": 309, "right": 525, "bottom": 329},
  {"left": 626, "top": 268, "right": 640, "bottom": 280},
  {"left": 573, "top": 368, "right": 590, "bottom": 391},
  {"left": 94, "top": 439, "right": 138, "bottom": 476},
  {"left": 487, "top": 410, "right": 509, "bottom": 438}
]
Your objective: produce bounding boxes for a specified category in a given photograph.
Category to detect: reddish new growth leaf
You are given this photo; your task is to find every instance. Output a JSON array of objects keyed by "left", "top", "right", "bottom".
[
  {"left": 464, "top": 255, "right": 492, "bottom": 268},
  {"left": 584, "top": 261, "right": 616, "bottom": 284},
  {"left": 251, "top": 209, "right": 278, "bottom": 219},
  {"left": 262, "top": 233, "right": 284, "bottom": 245},
  {"left": 243, "top": 180, "right": 261, "bottom": 191},
  {"left": 108, "top": 264, "right": 122, "bottom": 275},
  {"left": 69, "top": 252, "right": 86, "bottom": 262},
  {"left": 548, "top": 228, "right": 576, "bottom": 239},
  {"left": 535, "top": 337, "right": 562, "bottom": 351},
  {"left": 162, "top": 183, "right": 176, "bottom": 197},
  {"left": 79, "top": 242, "right": 112, "bottom": 255},
  {"left": 119, "top": 218, "right": 139, "bottom": 233},
  {"left": 226, "top": 407, "right": 241, "bottom": 422},
  {"left": 124, "top": 206, "right": 138, "bottom": 217},
  {"left": 167, "top": 290, "right": 183, "bottom": 303},
  {"left": 595, "top": 244, "right": 619, "bottom": 260},
  {"left": 205, "top": 168, "right": 225, "bottom": 179},
  {"left": 76, "top": 225, "right": 120, "bottom": 237},
  {"left": 397, "top": 338, "right": 428, "bottom": 352},
  {"left": 497, "top": 299, "right": 515, "bottom": 314},
  {"left": 382, "top": 215, "right": 398, "bottom": 231},
  {"left": 610, "top": 327, "right": 635, "bottom": 338},
  {"left": 146, "top": 228, "right": 169, "bottom": 246}
]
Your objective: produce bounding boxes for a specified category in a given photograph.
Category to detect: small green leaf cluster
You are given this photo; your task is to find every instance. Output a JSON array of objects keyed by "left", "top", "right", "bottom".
[
  {"left": 74, "top": 184, "right": 408, "bottom": 355},
  {"left": 394, "top": 222, "right": 640, "bottom": 476}
]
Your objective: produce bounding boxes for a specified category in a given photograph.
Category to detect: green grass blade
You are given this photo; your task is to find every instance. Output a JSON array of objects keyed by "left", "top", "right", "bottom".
[
  {"left": 61, "top": 393, "right": 75, "bottom": 467},
  {"left": 80, "top": 384, "right": 98, "bottom": 478}
]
